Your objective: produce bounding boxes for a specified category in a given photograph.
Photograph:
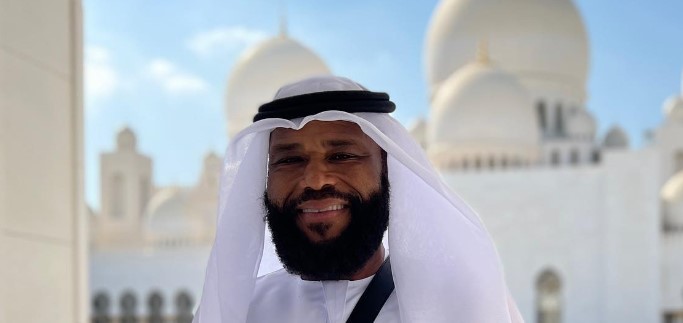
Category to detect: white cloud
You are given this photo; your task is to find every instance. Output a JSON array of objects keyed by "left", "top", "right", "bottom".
[
  {"left": 85, "top": 46, "right": 119, "bottom": 100},
  {"left": 146, "top": 58, "right": 209, "bottom": 94},
  {"left": 187, "top": 26, "right": 268, "bottom": 58},
  {"left": 148, "top": 59, "right": 174, "bottom": 77}
]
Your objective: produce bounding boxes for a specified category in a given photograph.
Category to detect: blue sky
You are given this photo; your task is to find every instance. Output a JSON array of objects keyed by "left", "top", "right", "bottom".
[{"left": 83, "top": 0, "right": 683, "bottom": 209}]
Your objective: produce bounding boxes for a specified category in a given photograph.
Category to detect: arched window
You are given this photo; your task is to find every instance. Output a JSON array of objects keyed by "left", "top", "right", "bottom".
[
  {"left": 675, "top": 150, "right": 683, "bottom": 174},
  {"left": 664, "top": 311, "right": 683, "bottom": 323},
  {"left": 550, "top": 150, "right": 561, "bottom": 166},
  {"left": 462, "top": 159, "right": 469, "bottom": 171},
  {"left": 120, "top": 291, "right": 138, "bottom": 323},
  {"left": 175, "top": 291, "right": 194, "bottom": 323},
  {"left": 489, "top": 156, "right": 496, "bottom": 169},
  {"left": 536, "top": 270, "right": 562, "bottom": 323},
  {"left": 92, "top": 292, "right": 111, "bottom": 323},
  {"left": 591, "top": 150, "right": 601, "bottom": 164},
  {"left": 664, "top": 295, "right": 683, "bottom": 323},
  {"left": 474, "top": 157, "right": 482, "bottom": 170},
  {"left": 555, "top": 104, "right": 565, "bottom": 137},
  {"left": 147, "top": 291, "right": 164, "bottom": 323},
  {"left": 537, "top": 101, "right": 547, "bottom": 133},
  {"left": 111, "top": 174, "right": 125, "bottom": 218},
  {"left": 501, "top": 157, "right": 508, "bottom": 169},
  {"left": 569, "top": 149, "right": 580, "bottom": 165}
]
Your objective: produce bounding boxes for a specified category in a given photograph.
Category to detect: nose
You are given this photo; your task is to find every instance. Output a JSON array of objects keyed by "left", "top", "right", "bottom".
[{"left": 302, "top": 159, "right": 336, "bottom": 190}]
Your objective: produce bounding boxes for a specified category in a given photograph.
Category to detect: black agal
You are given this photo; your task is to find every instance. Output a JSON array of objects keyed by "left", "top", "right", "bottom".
[{"left": 253, "top": 90, "right": 395, "bottom": 122}]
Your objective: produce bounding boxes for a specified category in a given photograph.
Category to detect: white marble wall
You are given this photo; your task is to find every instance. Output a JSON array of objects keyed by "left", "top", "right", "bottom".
[
  {"left": 0, "top": 0, "right": 86, "bottom": 322},
  {"left": 442, "top": 149, "right": 660, "bottom": 323},
  {"left": 662, "top": 233, "right": 683, "bottom": 311},
  {"left": 601, "top": 149, "right": 660, "bottom": 323}
]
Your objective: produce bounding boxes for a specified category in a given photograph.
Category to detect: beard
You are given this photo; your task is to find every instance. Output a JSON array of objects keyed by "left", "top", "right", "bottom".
[{"left": 263, "top": 173, "right": 390, "bottom": 281}]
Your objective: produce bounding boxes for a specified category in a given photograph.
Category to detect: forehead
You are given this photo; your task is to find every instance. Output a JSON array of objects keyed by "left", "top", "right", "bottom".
[{"left": 269, "top": 120, "right": 376, "bottom": 146}]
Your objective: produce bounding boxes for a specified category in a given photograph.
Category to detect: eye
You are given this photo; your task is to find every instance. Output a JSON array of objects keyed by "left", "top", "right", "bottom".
[
  {"left": 328, "top": 153, "right": 357, "bottom": 161},
  {"left": 272, "top": 156, "right": 305, "bottom": 166}
]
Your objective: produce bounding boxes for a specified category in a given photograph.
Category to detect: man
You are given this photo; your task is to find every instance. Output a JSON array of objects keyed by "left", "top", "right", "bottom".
[{"left": 194, "top": 76, "right": 523, "bottom": 323}]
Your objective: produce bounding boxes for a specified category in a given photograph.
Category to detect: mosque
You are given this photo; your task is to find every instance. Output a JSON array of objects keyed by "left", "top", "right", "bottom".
[{"left": 88, "top": 0, "right": 683, "bottom": 322}]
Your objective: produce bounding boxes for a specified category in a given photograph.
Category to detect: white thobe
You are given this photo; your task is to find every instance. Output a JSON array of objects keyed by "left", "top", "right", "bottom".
[{"left": 246, "top": 269, "right": 401, "bottom": 323}]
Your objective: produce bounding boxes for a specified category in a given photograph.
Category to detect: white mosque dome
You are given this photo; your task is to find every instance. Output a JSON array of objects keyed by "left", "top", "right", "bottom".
[
  {"left": 225, "top": 35, "right": 331, "bottom": 138},
  {"left": 602, "top": 125, "right": 629, "bottom": 149},
  {"left": 144, "top": 187, "right": 204, "bottom": 235},
  {"left": 116, "top": 126, "right": 137, "bottom": 151},
  {"left": 662, "top": 171, "right": 683, "bottom": 231},
  {"left": 425, "top": 0, "right": 589, "bottom": 98},
  {"left": 663, "top": 95, "right": 683, "bottom": 122},
  {"left": 427, "top": 59, "right": 540, "bottom": 168},
  {"left": 566, "top": 108, "right": 597, "bottom": 140},
  {"left": 145, "top": 187, "right": 189, "bottom": 222}
]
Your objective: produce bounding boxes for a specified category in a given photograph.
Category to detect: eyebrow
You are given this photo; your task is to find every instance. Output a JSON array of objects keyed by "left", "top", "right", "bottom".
[
  {"left": 323, "top": 139, "right": 357, "bottom": 148},
  {"left": 270, "top": 143, "right": 302, "bottom": 154},
  {"left": 270, "top": 139, "right": 360, "bottom": 153}
]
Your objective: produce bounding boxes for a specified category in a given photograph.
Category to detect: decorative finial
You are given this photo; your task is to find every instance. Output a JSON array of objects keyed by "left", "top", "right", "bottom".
[
  {"left": 476, "top": 38, "right": 490, "bottom": 64},
  {"left": 278, "top": 0, "right": 288, "bottom": 38}
]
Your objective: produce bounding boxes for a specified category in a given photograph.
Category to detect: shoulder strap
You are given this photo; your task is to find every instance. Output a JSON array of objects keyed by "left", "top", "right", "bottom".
[{"left": 346, "top": 257, "right": 395, "bottom": 323}]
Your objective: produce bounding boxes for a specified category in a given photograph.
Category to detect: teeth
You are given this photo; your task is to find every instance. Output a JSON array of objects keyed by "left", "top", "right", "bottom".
[{"left": 301, "top": 205, "right": 345, "bottom": 213}]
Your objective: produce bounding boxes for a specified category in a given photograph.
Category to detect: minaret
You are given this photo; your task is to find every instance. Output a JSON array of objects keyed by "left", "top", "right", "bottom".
[
  {"left": 100, "top": 127, "right": 153, "bottom": 224},
  {"left": 187, "top": 151, "right": 222, "bottom": 241},
  {"left": 196, "top": 151, "right": 221, "bottom": 194}
]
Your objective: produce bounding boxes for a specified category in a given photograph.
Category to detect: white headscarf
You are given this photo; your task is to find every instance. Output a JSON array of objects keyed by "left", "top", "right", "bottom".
[{"left": 194, "top": 76, "right": 524, "bottom": 323}]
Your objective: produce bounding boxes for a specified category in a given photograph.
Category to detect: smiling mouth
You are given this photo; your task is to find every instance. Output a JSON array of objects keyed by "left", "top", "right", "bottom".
[{"left": 300, "top": 204, "right": 346, "bottom": 213}]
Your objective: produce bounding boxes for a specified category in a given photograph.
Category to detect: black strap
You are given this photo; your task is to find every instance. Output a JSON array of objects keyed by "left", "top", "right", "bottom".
[
  {"left": 346, "top": 257, "right": 394, "bottom": 323},
  {"left": 253, "top": 90, "right": 395, "bottom": 122}
]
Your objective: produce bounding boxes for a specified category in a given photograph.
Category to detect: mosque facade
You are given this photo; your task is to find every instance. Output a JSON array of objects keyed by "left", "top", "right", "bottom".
[{"left": 88, "top": 0, "right": 683, "bottom": 322}]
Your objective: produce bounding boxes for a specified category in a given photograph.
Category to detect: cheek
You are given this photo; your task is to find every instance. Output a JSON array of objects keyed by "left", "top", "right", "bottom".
[
  {"left": 266, "top": 168, "right": 305, "bottom": 203},
  {"left": 338, "top": 163, "right": 383, "bottom": 196},
  {"left": 266, "top": 174, "right": 287, "bottom": 203}
]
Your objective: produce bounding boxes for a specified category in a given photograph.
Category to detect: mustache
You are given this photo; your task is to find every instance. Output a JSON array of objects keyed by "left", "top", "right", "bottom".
[{"left": 289, "top": 185, "right": 359, "bottom": 208}]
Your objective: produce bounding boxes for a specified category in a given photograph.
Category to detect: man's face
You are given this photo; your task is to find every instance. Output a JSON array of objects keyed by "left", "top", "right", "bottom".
[
  {"left": 264, "top": 120, "right": 390, "bottom": 280},
  {"left": 266, "top": 121, "right": 384, "bottom": 242}
]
